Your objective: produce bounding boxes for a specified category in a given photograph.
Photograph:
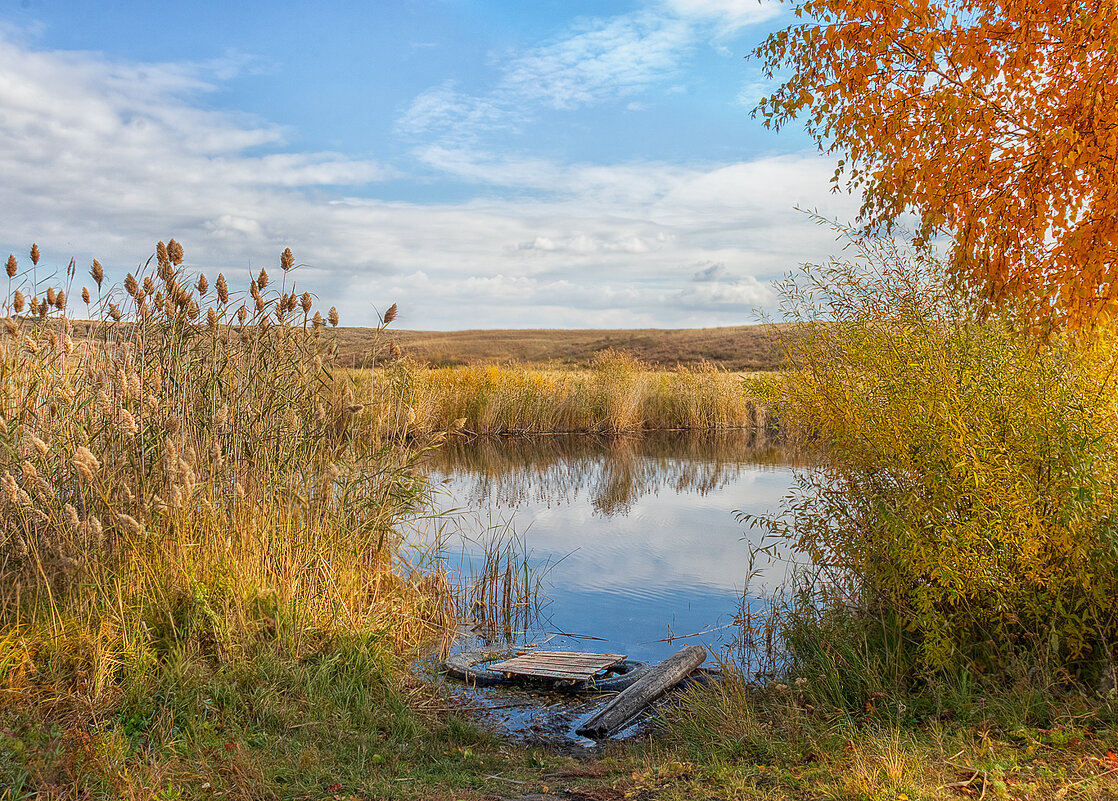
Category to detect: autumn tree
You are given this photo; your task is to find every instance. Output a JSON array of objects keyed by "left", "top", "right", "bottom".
[{"left": 755, "top": 0, "right": 1118, "bottom": 333}]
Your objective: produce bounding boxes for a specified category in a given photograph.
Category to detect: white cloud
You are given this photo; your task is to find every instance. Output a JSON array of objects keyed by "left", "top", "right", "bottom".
[
  {"left": 397, "top": 8, "right": 703, "bottom": 148},
  {"left": 692, "top": 262, "right": 730, "bottom": 281},
  {"left": 0, "top": 33, "right": 856, "bottom": 330},
  {"left": 394, "top": 1, "right": 790, "bottom": 170},
  {"left": 498, "top": 12, "right": 694, "bottom": 110},
  {"left": 674, "top": 277, "right": 775, "bottom": 309},
  {"left": 396, "top": 82, "right": 522, "bottom": 143},
  {"left": 736, "top": 77, "right": 773, "bottom": 110},
  {"left": 661, "top": 0, "right": 783, "bottom": 34}
]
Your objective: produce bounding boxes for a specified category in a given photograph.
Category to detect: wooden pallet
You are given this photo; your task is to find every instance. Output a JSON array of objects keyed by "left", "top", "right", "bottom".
[{"left": 488, "top": 650, "right": 626, "bottom": 682}]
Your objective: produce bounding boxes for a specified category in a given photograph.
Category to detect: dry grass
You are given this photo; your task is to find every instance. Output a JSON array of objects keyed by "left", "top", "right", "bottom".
[
  {"left": 331, "top": 323, "right": 790, "bottom": 371},
  {"left": 356, "top": 349, "right": 771, "bottom": 436},
  {"left": 657, "top": 672, "right": 1118, "bottom": 801},
  {"left": 0, "top": 241, "right": 464, "bottom": 797}
]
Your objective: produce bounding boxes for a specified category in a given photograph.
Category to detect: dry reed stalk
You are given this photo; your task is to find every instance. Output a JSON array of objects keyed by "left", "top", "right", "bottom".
[
  {"left": 360, "top": 356, "right": 763, "bottom": 437},
  {"left": 0, "top": 240, "right": 452, "bottom": 718}
]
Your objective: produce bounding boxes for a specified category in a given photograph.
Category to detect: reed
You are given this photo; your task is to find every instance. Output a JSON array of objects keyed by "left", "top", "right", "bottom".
[
  {"left": 357, "top": 349, "right": 768, "bottom": 436},
  {"left": 457, "top": 524, "right": 547, "bottom": 645},
  {"left": 0, "top": 241, "right": 458, "bottom": 795}
]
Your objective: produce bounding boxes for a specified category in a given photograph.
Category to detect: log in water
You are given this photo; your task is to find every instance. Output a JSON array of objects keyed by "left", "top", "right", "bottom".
[{"left": 576, "top": 644, "right": 706, "bottom": 739}]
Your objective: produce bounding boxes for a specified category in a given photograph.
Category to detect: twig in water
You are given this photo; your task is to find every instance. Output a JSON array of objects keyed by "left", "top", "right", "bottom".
[
  {"left": 643, "top": 622, "right": 735, "bottom": 644},
  {"left": 546, "top": 628, "right": 607, "bottom": 641},
  {"left": 436, "top": 702, "right": 535, "bottom": 712}
]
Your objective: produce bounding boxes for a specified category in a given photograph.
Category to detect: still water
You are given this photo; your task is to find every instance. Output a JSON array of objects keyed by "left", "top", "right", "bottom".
[{"left": 415, "top": 431, "right": 801, "bottom": 665}]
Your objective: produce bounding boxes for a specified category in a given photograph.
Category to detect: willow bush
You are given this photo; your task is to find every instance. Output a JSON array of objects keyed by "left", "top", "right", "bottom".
[{"left": 754, "top": 234, "right": 1118, "bottom": 686}]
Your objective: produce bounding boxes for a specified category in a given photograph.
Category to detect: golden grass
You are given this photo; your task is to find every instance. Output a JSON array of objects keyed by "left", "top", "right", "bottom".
[
  {"left": 0, "top": 242, "right": 455, "bottom": 757},
  {"left": 355, "top": 349, "right": 770, "bottom": 436}
]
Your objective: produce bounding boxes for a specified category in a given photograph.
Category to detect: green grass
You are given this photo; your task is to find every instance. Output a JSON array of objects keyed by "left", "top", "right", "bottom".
[
  {"left": 657, "top": 670, "right": 1118, "bottom": 801},
  {"left": 0, "top": 634, "right": 557, "bottom": 800}
]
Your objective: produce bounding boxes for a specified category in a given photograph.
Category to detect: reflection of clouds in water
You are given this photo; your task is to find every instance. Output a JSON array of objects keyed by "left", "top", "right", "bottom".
[
  {"left": 424, "top": 433, "right": 802, "bottom": 596},
  {"left": 420, "top": 433, "right": 805, "bottom": 661},
  {"left": 437, "top": 470, "right": 797, "bottom": 598}
]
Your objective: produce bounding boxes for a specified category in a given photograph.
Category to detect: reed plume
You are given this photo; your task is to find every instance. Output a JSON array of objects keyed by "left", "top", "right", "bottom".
[{"left": 0, "top": 240, "right": 444, "bottom": 784}]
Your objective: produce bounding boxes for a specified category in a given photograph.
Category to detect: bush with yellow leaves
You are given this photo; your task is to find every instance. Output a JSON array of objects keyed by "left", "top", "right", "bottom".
[{"left": 755, "top": 232, "right": 1118, "bottom": 684}]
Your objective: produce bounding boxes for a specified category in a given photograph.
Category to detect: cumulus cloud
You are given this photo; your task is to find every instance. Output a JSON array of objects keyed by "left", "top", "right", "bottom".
[
  {"left": 674, "top": 277, "right": 776, "bottom": 310},
  {"left": 0, "top": 32, "right": 857, "bottom": 330}
]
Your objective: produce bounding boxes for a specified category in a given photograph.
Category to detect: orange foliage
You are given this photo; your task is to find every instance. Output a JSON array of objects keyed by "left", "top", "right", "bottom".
[{"left": 756, "top": 0, "right": 1118, "bottom": 333}]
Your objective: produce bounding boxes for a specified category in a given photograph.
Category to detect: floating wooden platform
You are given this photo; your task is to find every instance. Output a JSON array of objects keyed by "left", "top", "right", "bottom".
[{"left": 488, "top": 650, "right": 626, "bottom": 682}]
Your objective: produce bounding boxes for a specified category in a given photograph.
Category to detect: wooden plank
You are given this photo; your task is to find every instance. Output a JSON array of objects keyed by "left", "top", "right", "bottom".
[
  {"left": 491, "top": 648, "right": 626, "bottom": 675},
  {"left": 488, "top": 651, "right": 626, "bottom": 681},
  {"left": 576, "top": 644, "right": 706, "bottom": 739}
]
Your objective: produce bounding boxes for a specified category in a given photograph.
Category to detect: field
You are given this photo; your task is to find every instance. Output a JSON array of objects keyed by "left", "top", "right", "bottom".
[
  {"left": 3, "top": 243, "right": 1118, "bottom": 801},
  {"left": 331, "top": 323, "right": 788, "bottom": 370}
]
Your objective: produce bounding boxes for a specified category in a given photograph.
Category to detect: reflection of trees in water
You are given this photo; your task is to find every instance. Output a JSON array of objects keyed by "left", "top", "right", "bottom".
[{"left": 423, "top": 431, "right": 802, "bottom": 517}]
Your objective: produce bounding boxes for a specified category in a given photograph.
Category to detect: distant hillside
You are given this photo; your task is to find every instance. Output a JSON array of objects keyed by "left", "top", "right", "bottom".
[{"left": 333, "top": 324, "right": 788, "bottom": 371}]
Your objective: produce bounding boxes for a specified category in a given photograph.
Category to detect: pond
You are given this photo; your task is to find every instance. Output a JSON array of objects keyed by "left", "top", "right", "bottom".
[{"left": 414, "top": 430, "right": 802, "bottom": 666}]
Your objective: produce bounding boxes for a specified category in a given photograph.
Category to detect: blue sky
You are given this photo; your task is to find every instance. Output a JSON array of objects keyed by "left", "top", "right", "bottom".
[{"left": 0, "top": 0, "right": 856, "bottom": 329}]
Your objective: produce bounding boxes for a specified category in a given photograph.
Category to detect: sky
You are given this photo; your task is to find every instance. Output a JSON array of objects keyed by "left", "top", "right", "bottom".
[{"left": 0, "top": 0, "right": 858, "bottom": 330}]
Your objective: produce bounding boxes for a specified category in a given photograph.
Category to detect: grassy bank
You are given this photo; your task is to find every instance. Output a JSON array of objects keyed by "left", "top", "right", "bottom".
[
  {"left": 0, "top": 243, "right": 492, "bottom": 798},
  {"left": 360, "top": 350, "right": 769, "bottom": 435},
  {"left": 7, "top": 238, "right": 1118, "bottom": 801},
  {"left": 658, "top": 679, "right": 1118, "bottom": 800}
]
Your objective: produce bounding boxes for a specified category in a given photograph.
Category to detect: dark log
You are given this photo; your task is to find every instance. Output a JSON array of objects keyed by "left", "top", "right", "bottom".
[{"left": 575, "top": 644, "right": 706, "bottom": 739}]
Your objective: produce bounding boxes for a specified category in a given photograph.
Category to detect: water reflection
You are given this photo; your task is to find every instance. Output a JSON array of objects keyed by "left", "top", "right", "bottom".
[
  {"left": 419, "top": 432, "right": 801, "bottom": 663},
  {"left": 424, "top": 430, "right": 792, "bottom": 517}
]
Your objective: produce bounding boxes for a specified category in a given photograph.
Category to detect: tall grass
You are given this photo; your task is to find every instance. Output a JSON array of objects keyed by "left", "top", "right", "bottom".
[
  {"left": 456, "top": 525, "right": 547, "bottom": 645},
  {"left": 358, "top": 349, "right": 768, "bottom": 435},
  {"left": 0, "top": 242, "right": 457, "bottom": 795}
]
